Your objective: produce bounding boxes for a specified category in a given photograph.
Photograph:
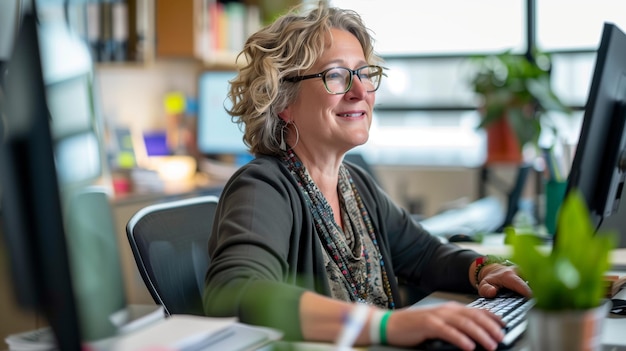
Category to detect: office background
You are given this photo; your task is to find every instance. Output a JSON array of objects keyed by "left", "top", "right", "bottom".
[
  {"left": 92, "top": 0, "right": 626, "bottom": 213},
  {"left": 1, "top": 0, "right": 626, "bottom": 346}
]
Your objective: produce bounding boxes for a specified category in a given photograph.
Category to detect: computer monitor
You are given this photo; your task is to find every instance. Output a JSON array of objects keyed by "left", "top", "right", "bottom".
[
  {"left": 0, "top": 9, "right": 82, "bottom": 350},
  {"left": 1, "top": 2, "right": 126, "bottom": 349},
  {"left": 196, "top": 70, "right": 250, "bottom": 159},
  {"left": 564, "top": 22, "right": 626, "bottom": 248}
]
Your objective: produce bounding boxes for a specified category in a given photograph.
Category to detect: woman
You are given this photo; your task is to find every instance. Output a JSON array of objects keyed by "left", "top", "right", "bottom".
[{"left": 203, "top": 2, "right": 531, "bottom": 350}]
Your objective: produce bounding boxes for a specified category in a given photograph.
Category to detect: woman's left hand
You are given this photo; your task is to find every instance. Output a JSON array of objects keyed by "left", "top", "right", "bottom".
[{"left": 476, "top": 264, "right": 532, "bottom": 298}]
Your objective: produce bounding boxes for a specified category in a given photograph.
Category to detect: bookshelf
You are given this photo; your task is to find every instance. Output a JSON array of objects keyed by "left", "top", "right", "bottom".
[
  {"left": 67, "top": 0, "right": 296, "bottom": 68},
  {"left": 63, "top": 0, "right": 152, "bottom": 65},
  {"left": 155, "top": 0, "right": 262, "bottom": 66}
]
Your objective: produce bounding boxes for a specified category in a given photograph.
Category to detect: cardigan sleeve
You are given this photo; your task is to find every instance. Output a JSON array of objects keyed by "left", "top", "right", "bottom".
[{"left": 202, "top": 158, "right": 309, "bottom": 341}]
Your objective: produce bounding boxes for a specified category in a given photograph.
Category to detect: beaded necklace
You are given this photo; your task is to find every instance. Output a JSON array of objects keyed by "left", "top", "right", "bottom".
[{"left": 281, "top": 149, "right": 395, "bottom": 309}]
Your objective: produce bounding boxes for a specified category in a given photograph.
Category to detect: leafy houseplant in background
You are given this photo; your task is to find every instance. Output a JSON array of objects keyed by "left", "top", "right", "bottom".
[
  {"left": 508, "top": 190, "right": 616, "bottom": 351},
  {"left": 469, "top": 50, "right": 572, "bottom": 163}
]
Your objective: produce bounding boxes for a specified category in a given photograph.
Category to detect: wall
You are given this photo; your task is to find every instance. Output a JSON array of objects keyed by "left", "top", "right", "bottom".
[
  {"left": 374, "top": 165, "right": 480, "bottom": 216},
  {"left": 95, "top": 60, "right": 204, "bottom": 133}
]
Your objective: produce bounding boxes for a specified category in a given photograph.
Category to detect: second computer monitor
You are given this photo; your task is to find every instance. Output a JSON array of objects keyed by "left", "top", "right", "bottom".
[
  {"left": 564, "top": 22, "right": 626, "bottom": 248},
  {"left": 197, "top": 70, "right": 250, "bottom": 158}
]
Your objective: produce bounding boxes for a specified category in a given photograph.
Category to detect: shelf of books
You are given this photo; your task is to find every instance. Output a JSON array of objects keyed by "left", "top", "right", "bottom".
[
  {"left": 64, "top": 0, "right": 277, "bottom": 68},
  {"left": 154, "top": 0, "right": 262, "bottom": 66}
]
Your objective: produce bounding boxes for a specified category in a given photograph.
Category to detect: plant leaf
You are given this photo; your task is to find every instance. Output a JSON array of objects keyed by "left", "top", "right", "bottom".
[{"left": 510, "top": 189, "right": 617, "bottom": 310}]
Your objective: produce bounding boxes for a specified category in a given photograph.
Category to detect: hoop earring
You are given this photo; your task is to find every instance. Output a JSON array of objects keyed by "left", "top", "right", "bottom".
[
  {"left": 279, "top": 122, "right": 288, "bottom": 151},
  {"left": 279, "top": 121, "right": 300, "bottom": 151},
  {"left": 291, "top": 122, "right": 300, "bottom": 149}
]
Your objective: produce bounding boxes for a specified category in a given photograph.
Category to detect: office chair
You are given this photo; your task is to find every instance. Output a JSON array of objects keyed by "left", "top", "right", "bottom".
[{"left": 126, "top": 195, "right": 219, "bottom": 316}]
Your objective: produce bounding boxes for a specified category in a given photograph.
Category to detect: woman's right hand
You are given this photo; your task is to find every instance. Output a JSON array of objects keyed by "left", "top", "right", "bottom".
[{"left": 384, "top": 301, "right": 505, "bottom": 351}]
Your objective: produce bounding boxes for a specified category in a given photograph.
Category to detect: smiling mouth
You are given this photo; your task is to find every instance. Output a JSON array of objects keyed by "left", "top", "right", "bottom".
[{"left": 338, "top": 112, "right": 365, "bottom": 117}]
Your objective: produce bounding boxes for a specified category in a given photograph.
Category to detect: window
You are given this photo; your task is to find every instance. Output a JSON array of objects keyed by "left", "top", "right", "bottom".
[
  {"left": 537, "top": 0, "right": 626, "bottom": 51},
  {"left": 330, "top": 0, "right": 625, "bottom": 167},
  {"left": 331, "top": 0, "right": 525, "bottom": 55}
]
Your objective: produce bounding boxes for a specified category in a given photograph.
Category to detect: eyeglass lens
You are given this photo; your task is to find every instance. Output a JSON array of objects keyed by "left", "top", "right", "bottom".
[{"left": 323, "top": 66, "right": 382, "bottom": 94}]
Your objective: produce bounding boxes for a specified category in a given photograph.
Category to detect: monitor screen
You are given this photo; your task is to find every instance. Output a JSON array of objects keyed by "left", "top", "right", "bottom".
[
  {"left": 564, "top": 22, "right": 626, "bottom": 248},
  {"left": 0, "top": 0, "right": 20, "bottom": 63},
  {"left": 196, "top": 70, "right": 250, "bottom": 157},
  {"left": 49, "top": 76, "right": 103, "bottom": 185}
]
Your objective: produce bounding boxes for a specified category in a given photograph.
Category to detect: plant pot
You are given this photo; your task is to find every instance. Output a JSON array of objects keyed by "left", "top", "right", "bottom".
[
  {"left": 526, "top": 300, "right": 611, "bottom": 351},
  {"left": 485, "top": 117, "right": 523, "bottom": 165}
]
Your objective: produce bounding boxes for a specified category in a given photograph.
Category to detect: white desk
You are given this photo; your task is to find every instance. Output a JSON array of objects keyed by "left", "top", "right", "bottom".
[{"left": 454, "top": 235, "right": 626, "bottom": 270}]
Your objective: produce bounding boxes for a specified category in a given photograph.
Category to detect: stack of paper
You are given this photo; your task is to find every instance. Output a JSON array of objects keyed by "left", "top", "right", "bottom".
[
  {"left": 110, "top": 315, "right": 282, "bottom": 351},
  {"left": 5, "top": 327, "right": 57, "bottom": 351},
  {"left": 6, "top": 314, "right": 282, "bottom": 351}
]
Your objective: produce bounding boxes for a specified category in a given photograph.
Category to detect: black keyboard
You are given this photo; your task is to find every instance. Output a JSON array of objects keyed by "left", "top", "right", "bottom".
[{"left": 417, "top": 291, "right": 535, "bottom": 350}]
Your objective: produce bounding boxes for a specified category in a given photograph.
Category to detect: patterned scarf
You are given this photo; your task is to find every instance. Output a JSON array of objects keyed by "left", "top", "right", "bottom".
[{"left": 281, "top": 149, "right": 395, "bottom": 308}]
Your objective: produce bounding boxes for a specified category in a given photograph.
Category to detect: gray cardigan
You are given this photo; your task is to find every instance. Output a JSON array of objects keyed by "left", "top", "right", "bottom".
[{"left": 203, "top": 155, "right": 481, "bottom": 340}]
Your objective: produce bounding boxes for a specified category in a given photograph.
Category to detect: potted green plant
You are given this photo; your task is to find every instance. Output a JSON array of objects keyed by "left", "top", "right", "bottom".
[
  {"left": 469, "top": 50, "right": 572, "bottom": 163},
  {"left": 507, "top": 190, "right": 616, "bottom": 350}
]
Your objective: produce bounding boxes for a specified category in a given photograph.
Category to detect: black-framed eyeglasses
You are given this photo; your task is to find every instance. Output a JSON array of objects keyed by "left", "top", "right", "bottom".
[{"left": 284, "top": 65, "right": 385, "bottom": 95}]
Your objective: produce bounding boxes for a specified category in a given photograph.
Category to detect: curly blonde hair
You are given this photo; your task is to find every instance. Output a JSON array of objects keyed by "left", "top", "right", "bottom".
[{"left": 228, "top": 1, "right": 382, "bottom": 156}]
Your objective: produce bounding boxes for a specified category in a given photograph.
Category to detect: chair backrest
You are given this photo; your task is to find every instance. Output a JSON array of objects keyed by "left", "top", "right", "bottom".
[
  {"left": 126, "top": 195, "right": 219, "bottom": 316},
  {"left": 344, "top": 152, "right": 380, "bottom": 185}
]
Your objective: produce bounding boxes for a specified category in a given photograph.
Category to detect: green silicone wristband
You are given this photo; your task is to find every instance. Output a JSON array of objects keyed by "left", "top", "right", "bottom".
[{"left": 379, "top": 311, "right": 392, "bottom": 345}]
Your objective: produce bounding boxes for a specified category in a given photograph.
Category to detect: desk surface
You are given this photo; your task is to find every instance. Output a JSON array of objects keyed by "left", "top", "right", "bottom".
[{"left": 455, "top": 235, "right": 626, "bottom": 269}]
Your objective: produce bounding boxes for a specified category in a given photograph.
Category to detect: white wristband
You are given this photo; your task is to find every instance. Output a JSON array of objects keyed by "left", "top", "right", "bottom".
[
  {"left": 369, "top": 309, "right": 385, "bottom": 345},
  {"left": 336, "top": 303, "right": 370, "bottom": 349}
]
